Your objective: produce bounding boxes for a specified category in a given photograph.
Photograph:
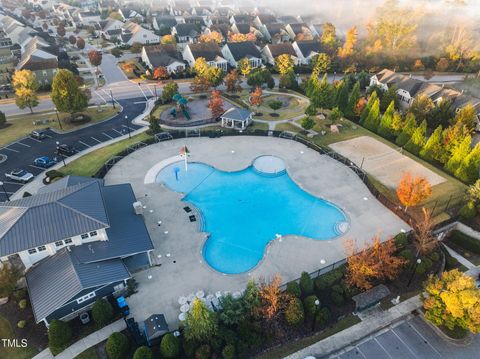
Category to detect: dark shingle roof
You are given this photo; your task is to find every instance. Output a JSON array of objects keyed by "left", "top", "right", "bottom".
[
  {"left": 295, "top": 40, "right": 323, "bottom": 57},
  {"left": 265, "top": 23, "right": 286, "bottom": 37},
  {"left": 224, "top": 41, "right": 261, "bottom": 61},
  {"left": 0, "top": 180, "right": 109, "bottom": 257},
  {"left": 288, "top": 23, "right": 309, "bottom": 35},
  {"left": 266, "top": 43, "right": 297, "bottom": 58},
  {"left": 174, "top": 23, "right": 199, "bottom": 37},
  {"left": 69, "top": 184, "right": 154, "bottom": 263},
  {"left": 234, "top": 23, "right": 251, "bottom": 34},
  {"left": 232, "top": 15, "right": 254, "bottom": 24},
  {"left": 256, "top": 15, "right": 277, "bottom": 24},
  {"left": 143, "top": 44, "right": 182, "bottom": 68},
  {"left": 26, "top": 248, "right": 130, "bottom": 322},
  {"left": 155, "top": 15, "right": 177, "bottom": 29},
  {"left": 188, "top": 42, "right": 223, "bottom": 61},
  {"left": 210, "top": 24, "right": 229, "bottom": 37}
]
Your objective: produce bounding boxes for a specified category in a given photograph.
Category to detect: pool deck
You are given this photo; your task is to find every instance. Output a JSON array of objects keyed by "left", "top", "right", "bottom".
[{"left": 104, "top": 136, "right": 409, "bottom": 328}]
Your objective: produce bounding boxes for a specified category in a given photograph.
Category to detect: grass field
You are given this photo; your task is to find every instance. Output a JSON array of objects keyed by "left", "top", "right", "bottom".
[
  {"left": 60, "top": 132, "right": 151, "bottom": 177},
  {"left": 1, "top": 106, "right": 119, "bottom": 148},
  {"left": 0, "top": 315, "right": 38, "bottom": 359}
]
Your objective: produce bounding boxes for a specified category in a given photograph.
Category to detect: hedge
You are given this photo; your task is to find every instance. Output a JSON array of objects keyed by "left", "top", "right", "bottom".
[
  {"left": 106, "top": 332, "right": 129, "bottom": 359},
  {"left": 448, "top": 230, "right": 480, "bottom": 255}
]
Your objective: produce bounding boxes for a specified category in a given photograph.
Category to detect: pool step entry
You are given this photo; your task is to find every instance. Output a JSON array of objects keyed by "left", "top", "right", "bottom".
[
  {"left": 335, "top": 221, "right": 350, "bottom": 235},
  {"left": 252, "top": 155, "right": 286, "bottom": 178}
]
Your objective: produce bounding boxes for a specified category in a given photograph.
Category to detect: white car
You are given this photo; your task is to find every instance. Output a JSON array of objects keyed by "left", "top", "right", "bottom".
[{"left": 5, "top": 169, "right": 34, "bottom": 183}]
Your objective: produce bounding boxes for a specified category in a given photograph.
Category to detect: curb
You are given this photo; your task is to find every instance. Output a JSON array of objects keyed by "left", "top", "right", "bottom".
[{"left": 417, "top": 310, "right": 474, "bottom": 346}]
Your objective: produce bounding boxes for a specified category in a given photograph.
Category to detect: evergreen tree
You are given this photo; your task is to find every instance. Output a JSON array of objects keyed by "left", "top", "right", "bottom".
[
  {"left": 360, "top": 91, "right": 378, "bottom": 125},
  {"left": 315, "top": 74, "right": 334, "bottom": 109},
  {"left": 345, "top": 81, "right": 360, "bottom": 120},
  {"left": 335, "top": 80, "right": 349, "bottom": 113},
  {"left": 420, "top": 125, "right": 443, "bottom": 162},
  {"left": 396, "top": 113, "right": 416, "bottom": 146},
  {"left": 455, "top": 144, "right": 480, "bottom": 184},
  {"left": 377, "top": 101, "right": 395, "bottom": 139},
  {"left": 363, "top": 98, "right": 380, "bottom": 132},
  {"left": 390, "top": 111, "right": 404, "bottom": 137},
  {"left": 404, "top": 120, "right": 427, "bottom": 155},
  {"left": 445, "top": 135, "right": 472, "bottom": 174},
  {"left": 380, "top": 85, "right": 398, "bottom": 112}
]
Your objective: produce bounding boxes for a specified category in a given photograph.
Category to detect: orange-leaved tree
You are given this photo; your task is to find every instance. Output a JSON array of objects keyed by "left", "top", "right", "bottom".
[
  {"left": 345, "top": 236, "right": 407, "bottom": 290},
  {"left": 208, "top": 90, "right": 224, "bottom": 119},
  {"left": 249, "top": 86, "right": 263, "bottom": 109},
  {"left": 396, "top": 172, "right": 432, "bottom": 212},
  {"left": 199, "top": 31, "right": 223, "bottom": 43},
  {"left": 153, "top": 66, "right": 169, "bottom": 80},
  {"left": 412, "top": 207, "right": 437, "bottom": 256},
  {"left": 257, "top": 275, "right": 288, "bottom": 321},
  {"left": 223, "top": 70, "right": 241, "bottom": 93}
]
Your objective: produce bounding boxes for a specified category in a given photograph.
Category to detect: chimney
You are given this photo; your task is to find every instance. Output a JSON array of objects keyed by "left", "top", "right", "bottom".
[{"left": 133, "top": 201, "right": 143, "bottom": 215}]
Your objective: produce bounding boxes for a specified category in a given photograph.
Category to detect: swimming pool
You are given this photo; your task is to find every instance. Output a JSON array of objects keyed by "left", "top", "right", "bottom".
[{"left": 156, "top": 157, "right": 348, "bottom": 274}]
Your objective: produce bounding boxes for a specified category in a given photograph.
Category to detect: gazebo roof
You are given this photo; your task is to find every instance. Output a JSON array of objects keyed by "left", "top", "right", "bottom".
[
  {"left": 352, "top": 284, "right": 390, "bottom": 310},
  {"left": 221, "top": 107, "right": 252, "bottom": 121}
]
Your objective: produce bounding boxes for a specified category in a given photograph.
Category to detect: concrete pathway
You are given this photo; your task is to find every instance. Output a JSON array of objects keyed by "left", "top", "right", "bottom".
[
  {"left": 32, "top": 319, "right": 126, "bottom": 359},
  {"left": 286, "top": 295, "right": 422, "bottom": 359}
]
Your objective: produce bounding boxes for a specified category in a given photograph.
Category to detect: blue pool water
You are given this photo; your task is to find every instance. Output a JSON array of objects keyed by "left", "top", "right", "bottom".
[{"left": 156, "top": 161, "right": 348, "bottom": 274}]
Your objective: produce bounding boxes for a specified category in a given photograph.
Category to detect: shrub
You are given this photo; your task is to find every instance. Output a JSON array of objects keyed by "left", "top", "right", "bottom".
[
  {"left": 222, "top": 344, "right": 235, "bottom": 359},
  {"left": 399, "top": 249, "right": 414, "bottom": 262},
  {"left": 331, "top": 284, "right": 344, "bottom": 294},
  {"left": 315, "top": 307, "right": 331, "bottom": 327},
  {"left": 331, "top": 291, "right": 344, "bottom": 305},
  {"left": 286, "top": 281, "right": 301, "bottom": 297},
  {"left": 448, "top": 230, "right": 480, "bottom": 255},
  {"left": 459, "top": 202, "right": 476, "bottom": 221},
  {"left": 17, "top": 320, "right": 26, "bottom": 328},
  {"left": 46, "top": 170, "right": 64, "bottom": 180},
  {"left": 183, "top": 339, "right": 198, "bottom": 357},
  {"left": 18, "top": 299, "right": 27, "bottom": 309},
  {"left": 48, "top": 319, "right": 72, "bottom": 351},
  {"left": 106, "top": 332, "right": 129, "bottom": 359},
  {"left": 12, "top": 289, "right": 26, "bottom": 300},
  {"left": 210, "top": 336, "right": 223, "bottom": 353},
  {"left": 394, "top": 233, "right": 408, "bottom": 249},
  {"left": 428, "top": 251, "right": 440, "bottom": 262},
  {"left": 92, "top": 299, "right": 113, "bottom": 327},
  {"left": 160, "top": 333, "right": 180, "bottom": 358},
  {"left": 195, "top": 344, "right": 211, "bottom": 359},
  {"left": 415, "top": 257, "right": 433, "bottom": 274},
  {"left": 303, "top": 295, "right": 320, "bottom": 318},
  {"left": 133, "top": 346, "right": 153, "bottom": 359},
  {"left": 300, "top": 271, "right": 314, "bottom": 295},
  {"left": 301, "top": 116, "right": 316, "bottom": 131},
  {"left": 285, "top": 297, "right": 304, "bottom": 326},
  {"left": 445, "top": 254, "right": 459, "bottom": 269},
  {"left": 315, "top": 267, "right": 344, "bottom": 291}
]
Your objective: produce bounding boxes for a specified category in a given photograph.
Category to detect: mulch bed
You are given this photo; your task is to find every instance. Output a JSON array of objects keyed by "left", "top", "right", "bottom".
[
  {"left": 269, "top": 113, "right": 279, "bottom": 117},
  {"left": 0, "top": 292, "right": 48, "bottom": 352}
]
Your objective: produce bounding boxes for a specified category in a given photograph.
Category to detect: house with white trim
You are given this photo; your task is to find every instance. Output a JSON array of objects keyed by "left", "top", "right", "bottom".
[
  {"left": 120, "top": 21, "right": 160, "bottom": 45},
  {"left": 221, "top": 41, "right": 262, "bottom": 69},
  {"left": 261, "top": 43, "right": 301, "bottom": 66},
  {"left": 141, "top": 44, "right": 186, "bottom": 73},
  {"left": 182, "top": 42, "right": 227, "bottom": 71}
]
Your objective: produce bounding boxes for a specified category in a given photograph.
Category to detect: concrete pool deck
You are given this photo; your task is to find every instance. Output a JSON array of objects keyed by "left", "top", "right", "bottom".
[{"left": 104, "top": 136, "right": 409, "bottom": 327}]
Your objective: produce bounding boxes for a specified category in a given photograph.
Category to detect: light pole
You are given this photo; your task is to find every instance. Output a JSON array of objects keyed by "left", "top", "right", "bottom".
[
  {"left": 110, "top": 89, "right": 115, "bottom": 109},
  {"left": 54, "top": 107, "right": 62, "bottom": 130},
  {"left": 154, "top": 84, "right": 157, "bottom": 100},
  {"left": 312, "top": 299, "right": 320, "bottom": 331},
  {"left": 56, "top": 141, "right": 67, "bottom": 166},
  {"left": 407, "top": 258, "right": 422, "bottom": 288},
  {"left": 0, "top": 181, "right": 9, "bottom": 201},
  {"left": 124, "top": 115, "right": 131, "bottom": 139}
]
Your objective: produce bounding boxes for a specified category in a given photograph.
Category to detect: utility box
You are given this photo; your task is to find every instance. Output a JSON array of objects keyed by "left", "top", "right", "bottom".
[{"left": 133, "top": 201, "right": 143, "bottom": 215}]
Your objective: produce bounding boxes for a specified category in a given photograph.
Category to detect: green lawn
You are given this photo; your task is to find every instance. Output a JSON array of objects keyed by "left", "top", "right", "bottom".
[
  {"left": 0, "top": 315, "right": 39, "bottom": 359},
  {"left": 256, "top": 315, "right": 361, "bottom": 359},
  {"left": 60, "top": 132, "right": 152, "bottom": 177},
  {"left": 1, "top": 106, "right": 119, "bottom": 148},
  {"left": 250, "top": 121, "right": 269, "bottom": 131},
  {"left": 274, "top": 122, "right": 303, "bottom": 133},
  {"left": 74, "top": 347, "right": 99, "bottom": 359}
]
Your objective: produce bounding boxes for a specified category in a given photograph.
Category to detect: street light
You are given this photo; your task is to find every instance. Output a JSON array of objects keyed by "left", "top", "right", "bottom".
[
  {"left": 124, "top": 115, "right": 131, "bottom": 139},
  {"left": 312, "top": 299, "right": 320, "bottom": 331},
  {"left": 56, "top": 141, "right": 66, "bottom": 167},
  {"left": 0, "top": 181, "right": 10, "bottom": 201},
  {"left": 407, "top": 258, "right": 422, "bottom": 288},
  {"left": 110, "top": 89, "right": 115, "bottom": 109},
  {"left": 54, "top": 107, "right": 62, "bottom": 130}
]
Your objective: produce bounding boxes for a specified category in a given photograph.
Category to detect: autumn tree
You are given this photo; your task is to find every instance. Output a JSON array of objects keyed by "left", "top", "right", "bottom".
[
  {"left": 396, "top": 172, "right": 432, "bottom": 211},
  {"left": 412, "top": 208, "right": 437, "bottom": 256},
  {"left": 51, "top": 69, "right": 88, "bottom": 119},
  {"left": 409, "top": 95, "right": 434, "bottom": 122},
  {"left": 162, "top": 81, "right": 178, "bottom": 103},
  {"left": 412, "top": 59, "right": 425, "bottom": 71},
  {"left": 249, "top": 86, "right": 263, "bottom": 112},
  {"left": 423, "top": 269, "right": 480, "bottom": 334},
  {"left": 238, "top": 57, "right": 252, "bottom": 78},
  {"left": 68, "top": 35, "right": 76, "bottom": 45},
  {"left": 257, "top": 275, "right": 288, "bottom": 321},
  {"left": 345, "top": 236, "right": 406, "bottom": 290},
  {"left": 311, "top": 53, "right": 331, "bottom": 77},
  {"left": 153, "top": 67, "right": 169, "bottom": 80},
  {"left": 57, "top": 24, "right": 66, "bottom": 37},
  {"left": 338, "top": 26, "right": 358, "bottom": 59},
  {"left": 12, "top": 69, "right": 39, "bottom": 113},
  {"left": 275, "top": 54, "right": 294, "bottom": 76},
  {"left": 229, "top": 32, "right": 256, "bottom": 42},
  {"left": 76, "top": 37, "right": 85, "bottom": 49},
  {"left": 160, "top": 35, "right": 176, "bottom": 44},
  {"left": 224, "top": 70, "right": 241, "bottom": 93},
  {"left": 436, "top": 57, "right": 449, "bottom": 72},
  {"left": 321, "top": 23, "right": 338, "bottom": 54},
  {"left": 453, "top": 104, "right": 477, "bottom": 132},
  {"left": 88, "top": 50, "right": 102, "bottom": 82},
  {"left": 455, "top": 143, "right": 480, "bottom": 184},
  {"left": 208, "top": 90, "right": 225, "bottom": 119},
  {"left": 199, "top": 31, "right": 223, "bottom": 43},
  {"left": 445, "top": 135, "right": 472, "bottom": 174}
]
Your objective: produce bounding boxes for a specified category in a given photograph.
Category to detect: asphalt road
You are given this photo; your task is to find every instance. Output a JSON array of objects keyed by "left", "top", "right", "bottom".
[
  {"left": 327, "top": 315, "right": 480, "bottom": 359},
  {"left": 0, "top": 97, "right": 148, "bottom": 202}
]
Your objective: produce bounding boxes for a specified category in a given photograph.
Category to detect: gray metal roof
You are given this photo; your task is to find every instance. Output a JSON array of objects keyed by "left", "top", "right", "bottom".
[
  {"left": 70, "top": 184, "right": 154, "bottom": 263},
  {"left": 37, "top": 176, "right": 104, "bottom": 194},
  {"left": 26, "top": 248, "right": 130, "bottom": 322},
  {"left": 221, "top": 107, "right": 253, "bottom": 121},
  {"left": 0, "top": 180, "right": 110, "bottom": 257}
]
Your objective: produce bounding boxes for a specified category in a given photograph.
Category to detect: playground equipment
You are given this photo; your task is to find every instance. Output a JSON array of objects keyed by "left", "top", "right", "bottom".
[{"left": 170, "top": 93, "right": 191, "bottom": 120}]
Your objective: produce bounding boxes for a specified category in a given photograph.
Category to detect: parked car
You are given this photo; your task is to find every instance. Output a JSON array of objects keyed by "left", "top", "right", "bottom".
[
  {"left": 34, "top": 156, "right": 56, "bottom": 168},
  {"left": 30, "top": 130, "right": 47, "bottom": 140},
  {"left": 56, "top": 144, "right": 77, "bottom": 156},
  {"left": 5, "top": 169, "right": 34, "bottom": 183}
]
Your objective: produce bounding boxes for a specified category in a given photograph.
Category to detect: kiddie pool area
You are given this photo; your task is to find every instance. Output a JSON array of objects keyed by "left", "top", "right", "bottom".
[{"left": 156, "top": 155, "right": 349, "bottom": 274}]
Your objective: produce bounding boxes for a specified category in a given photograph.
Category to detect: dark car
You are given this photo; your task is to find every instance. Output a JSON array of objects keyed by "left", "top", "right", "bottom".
[
  {"left": 34, "top": 156, "right": 56, "bottom": 168},
  {"left": 30, "top": 130, "right": 47, "bottom": 140},
  {"left": 57, "top": 144, "right": 77, "bottom": 156}
]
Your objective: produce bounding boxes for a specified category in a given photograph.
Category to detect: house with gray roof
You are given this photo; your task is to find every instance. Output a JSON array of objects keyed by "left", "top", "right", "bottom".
[
  {"left": 261, "top": 42, "right": 300, "bottom": 65},
  {"left": 172, "top": 23, "right": 200, "bottom": 44},
  {"left": 220, "top": 107, "right": 253, "bottom": 130},
  {"left": 221, "top": 41, "right": 262, "bottom": 68},
  {"left": 1, "top": 176, "right": 154, "bottom": 326},
  {"left": 152, "top": 15, "right": 177, "bottom": 34},
  {"left": 292, "top": 40, "right": 324, "bottom": 65},
  {"left": 182, "top": 42, "right": 227, "bottom": 70},
  {"left": 141, "top": 44, "right": 185, "bottom": 73}
]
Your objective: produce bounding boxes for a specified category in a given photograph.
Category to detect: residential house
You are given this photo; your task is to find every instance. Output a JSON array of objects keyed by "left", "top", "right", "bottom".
[
  {"left": 118, "top": 6, "right": 146, "bottom": 23},
  {"left": 120, "top": 21, "right": 160, "bottom": 46},
  {"left": 285, "top": 23, "right": 313, "bottom": 41},
  {"left": 172, "top": 23, "right": 200, "bottom": 44},
  {"left": 209, "top": 16, "right": 230, "bottom": 26},
  {"left": 259, "top": 23, "right": 289, "bottom": 44},
  {"left": 206, "top": 24, "right": 229, "bottom": 41},
  {"left": 184, "top": 16, "right": 207, "bottom": 28},
  {"left": 221, "top": 41, "right": 262, "bottom": 69},
  {"left": 191, "top": 6, "right": 212, "bottom": 17},
  {"left": 15, "top": 36, "right": 58, "bottom": 86},
  {"left": 152, "top": 15, "right": 177, "bottom": 34},
  {"left": 96, "top": 18, "right": 124, "bottom": 40},
  {"left": 309, "top": 24, "right": 324, "bottom": 38},
  {"left": 292, "top": 40, "right": 323, "bottom": 64},
  {"left": 182, "top": 42, "right": 227, "bottom": 71},
  {"left": 261, "top": 42, "right": 300, "bottom": 65},
  {"left": 74, "top": 11, "right": 102, "bottom": 27},
  {"left": 253, "top": 14, "right": 277, "bottom": 28},
  {"left": 278, "top": 15, "right": 303, "bottom": 24},
  {"left": 0, "top": 176, "right": 154, "bottom": 326},
  {"left": 229, "top": 14, "right": 254, "bottom": 25},
  {"left": 230, "top": 23, "right": 253, "bottom": 35},
  {"left": 141, "top": 44, "right": 185, "bottom": 73}
]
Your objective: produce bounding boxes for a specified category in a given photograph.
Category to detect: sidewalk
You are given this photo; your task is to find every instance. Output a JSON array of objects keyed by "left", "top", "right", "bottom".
[
  {"left": 286, "top": 295, "right": 422, "bottom": 359},
  {"left": 32, "top": 319, "right": 126, "bottom": 359}
]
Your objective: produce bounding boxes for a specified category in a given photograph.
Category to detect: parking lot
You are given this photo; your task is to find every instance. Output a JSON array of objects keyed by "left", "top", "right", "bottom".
[
  {"left": 0, "top": 97, "right": 146, "bottom": 202},
  {"left": 328, "top": 315, "right": 480, "bottom": 359}
]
